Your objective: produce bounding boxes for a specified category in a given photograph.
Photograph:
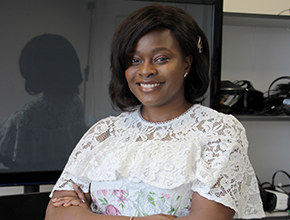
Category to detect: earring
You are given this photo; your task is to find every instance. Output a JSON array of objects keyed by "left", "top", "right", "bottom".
[
  {"left": 184, "top": 72, "right": 188, "bottom": 78},
  {"left": 197, "top": 36, "right": 203, "bottom": 54}
]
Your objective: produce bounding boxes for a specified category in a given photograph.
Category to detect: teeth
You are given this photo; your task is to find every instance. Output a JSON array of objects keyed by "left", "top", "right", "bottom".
[{"left": 140, "top": 83, "right": 161, "bottom": 88}]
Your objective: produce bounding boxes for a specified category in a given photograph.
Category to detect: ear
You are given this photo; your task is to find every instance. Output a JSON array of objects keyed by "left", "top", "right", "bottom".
[{"left": 184, "top": 55, "right": 193, "bottom": 74}]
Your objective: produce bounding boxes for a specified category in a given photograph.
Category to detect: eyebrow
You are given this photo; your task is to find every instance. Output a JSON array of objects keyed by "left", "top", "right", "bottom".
[{"left": 130, "top": 47, "right": 173, "bottom": 54}]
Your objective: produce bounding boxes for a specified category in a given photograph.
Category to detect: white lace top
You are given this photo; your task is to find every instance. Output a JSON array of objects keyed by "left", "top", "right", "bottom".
[{"left": 51, "top": 104, "right": 265, "bottom": 219}]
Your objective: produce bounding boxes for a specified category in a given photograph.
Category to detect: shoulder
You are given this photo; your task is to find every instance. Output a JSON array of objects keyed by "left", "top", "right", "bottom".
[
  {"left": 192, "top": 104, "right": 246, "bottom": 136},
  {"left": 83, "top": 110, "right": 137, "bottom": 139},
  {"left": 193, "top": 104, "right": 238, "bottom": 122},
  {"left": 188, "top": 105, "right": 249, "bottom": 162}
]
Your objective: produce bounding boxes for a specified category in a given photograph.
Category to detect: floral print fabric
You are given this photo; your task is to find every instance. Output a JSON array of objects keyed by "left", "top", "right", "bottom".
[{"left": 90, "top": 178, "right": 193, "bottom": 217}]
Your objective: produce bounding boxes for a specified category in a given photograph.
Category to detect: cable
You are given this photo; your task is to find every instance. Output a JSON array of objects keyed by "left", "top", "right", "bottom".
[
  {"left": 260, "top": 76, "right": 290, "bottom": 115},
  {"left": 278, "top": 7, "right": 290, "bottom": 15},
  {"left": 272, "top": 170, "right": 290, "bottom": 188}
]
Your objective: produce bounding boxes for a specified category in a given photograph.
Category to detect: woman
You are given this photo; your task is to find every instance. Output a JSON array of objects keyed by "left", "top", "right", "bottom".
[{"left": 45, "top": 4, "right": 265, "bottom": 220}]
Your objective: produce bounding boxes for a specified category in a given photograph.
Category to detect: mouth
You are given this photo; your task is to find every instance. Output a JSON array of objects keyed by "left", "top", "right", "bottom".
[{"left": 139, "top": 83, "right": 162, "bottom": 89}]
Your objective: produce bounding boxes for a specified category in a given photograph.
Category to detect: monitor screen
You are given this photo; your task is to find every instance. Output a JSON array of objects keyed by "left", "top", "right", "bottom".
[{"left": 0, "top": 0, "right": 222, "bottom": 188}]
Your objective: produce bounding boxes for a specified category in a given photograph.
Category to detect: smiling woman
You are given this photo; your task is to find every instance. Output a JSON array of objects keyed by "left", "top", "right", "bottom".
[
  {"left": 109, "top": 4, "right": 210, "bottom": 113},
  {"left": 45, "top": 3, "right": 265, "bottom": 220},
  {"left": 124, "top": 28, "right": 192, "bottom": 121}
]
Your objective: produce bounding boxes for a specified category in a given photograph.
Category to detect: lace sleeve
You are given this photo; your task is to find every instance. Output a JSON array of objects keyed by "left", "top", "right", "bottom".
[
  {"left": 50, "top": 117, "right": 113, "bottom": 197},
  {"left": 191, "top": 115, "right": 264, "bottom": 218}
]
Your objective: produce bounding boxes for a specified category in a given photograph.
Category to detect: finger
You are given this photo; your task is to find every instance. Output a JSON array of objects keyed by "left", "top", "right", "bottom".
[
  {"left": 158, "top": 214, "right": 177, "bottom": 219},
  {"left": 53, "top": 198, "right": 84, "bottom": 207},
  {"left": 78, "top": 201, "right": 90, "bottom": 209},
  {"left": 53, "top": 196, "right": 77, "bottom": 201},
  {"left": 52, "top": 196, "right": 78, "bottom": 203},
  {"left": 53, "top": 199, "right": 74, "bottom": 207},
  {"left": 52, "top": 196, "right": 79, "bottom": 207},
  {"left": 63, "top": 199, "right": 82, "bottom": 207},
  {"left": 63, "top": 198, "right": 90, "bottom": 210},
  {"left": 73, "top": 184, "right": 90, "bottom": 208},
  {"left": 73, "top": 184, "right": 86, "bottom": 201},
  {"left": 52, "top": 199, "right": 68, "bottom": 207},
  {"left": 53, "top": 201, "right": 65, "bottom": 207}
]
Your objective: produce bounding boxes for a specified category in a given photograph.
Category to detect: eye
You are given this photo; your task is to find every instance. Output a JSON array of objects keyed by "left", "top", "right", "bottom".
[
  {"left": 129, "top": 58, "right": 141, "bottom": 65},
  {"left": 154, "top": 56, "right": 169, "bottom": 63}
]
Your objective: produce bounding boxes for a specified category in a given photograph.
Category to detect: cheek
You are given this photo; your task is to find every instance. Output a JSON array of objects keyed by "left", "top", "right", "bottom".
[
  {"left": 124, "top": 69, "right": 134, "bottom": 90},
  {"left": 168, "top": 68, "right": 184, "bottom": 82},
  {"left": 125, "top": 67, "right": 138, "bottom": 85},
  {"left": 124, "top": 69, "right": 130, "bottom": 84}
]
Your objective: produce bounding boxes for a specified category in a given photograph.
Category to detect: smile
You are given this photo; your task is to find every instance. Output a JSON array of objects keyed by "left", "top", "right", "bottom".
[{"left": 139, "top": 83, "right": 162, "bottom": 89}]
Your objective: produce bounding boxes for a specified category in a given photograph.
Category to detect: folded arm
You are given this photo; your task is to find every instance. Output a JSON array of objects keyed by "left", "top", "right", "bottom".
[
  {"left": 46, "top": 184, "right": 234, "bottom": 220},
  {"left": 180, "top": 192, "right": 235, "bottom": 220},
  {"left": 45, "top": 185, "right": 176, "bottom": 220}
]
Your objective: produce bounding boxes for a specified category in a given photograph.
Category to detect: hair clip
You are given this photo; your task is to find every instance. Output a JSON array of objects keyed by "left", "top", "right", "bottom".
[{"left": 197, "top": 36, "right": 203, "bottom": 53}]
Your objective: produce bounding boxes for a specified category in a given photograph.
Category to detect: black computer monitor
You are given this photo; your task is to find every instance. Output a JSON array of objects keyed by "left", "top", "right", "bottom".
[{"left": 0, "top": 0, "right": 223, "bottom": 191}]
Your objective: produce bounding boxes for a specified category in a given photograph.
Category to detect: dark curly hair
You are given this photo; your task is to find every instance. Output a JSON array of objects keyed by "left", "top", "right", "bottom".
[
  {"left": 19, "top": 34, "right": 83, "bottom": 95},
  {"left": 109, "top": 4, "right": 209, "bottom": 112}
]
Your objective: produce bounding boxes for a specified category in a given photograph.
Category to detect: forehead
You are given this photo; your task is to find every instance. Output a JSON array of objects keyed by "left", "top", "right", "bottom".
[{"left": 131, "top": 28, "right": 182, "bottom": 53}]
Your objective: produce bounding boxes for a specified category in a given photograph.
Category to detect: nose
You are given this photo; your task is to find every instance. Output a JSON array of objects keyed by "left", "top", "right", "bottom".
[{"left": 138, "top": 61, "right": 157, "bottom": 77}]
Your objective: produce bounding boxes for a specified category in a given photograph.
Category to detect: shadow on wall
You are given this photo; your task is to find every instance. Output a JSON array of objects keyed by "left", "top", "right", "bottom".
[{"left": 0, "top": 34, "right": 88, "bottom": 172}]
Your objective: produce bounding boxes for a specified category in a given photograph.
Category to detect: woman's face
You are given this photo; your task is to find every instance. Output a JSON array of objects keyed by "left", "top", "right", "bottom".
[{"left": 125, "top": 28, "right": 192, "bottom": 109}]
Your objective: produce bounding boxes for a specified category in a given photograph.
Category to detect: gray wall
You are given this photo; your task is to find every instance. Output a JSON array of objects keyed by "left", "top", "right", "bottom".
[{"left": 222, "top": 23, "right": 290, "bottom": 183}]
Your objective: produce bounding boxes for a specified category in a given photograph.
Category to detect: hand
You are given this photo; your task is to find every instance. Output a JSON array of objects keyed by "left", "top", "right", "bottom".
[
  {"left": 157, "top": 214, "right": 176, "bottom": 219},
  {"left": 51, "top": 184, "right": 91, "bottom": 211},
  {"left": 144, "top": 214, "right": 177, "bottom": 220}
]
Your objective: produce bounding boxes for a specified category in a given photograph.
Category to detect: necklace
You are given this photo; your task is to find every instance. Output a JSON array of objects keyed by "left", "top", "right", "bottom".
[{"left": 138, "top": 104, "right": 196, "bottom": 125}]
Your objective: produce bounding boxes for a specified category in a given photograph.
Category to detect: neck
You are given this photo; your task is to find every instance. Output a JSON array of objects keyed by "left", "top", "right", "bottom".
[{"left": 140, "top": 101, "right": 193, "bottom": 123}]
